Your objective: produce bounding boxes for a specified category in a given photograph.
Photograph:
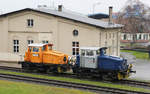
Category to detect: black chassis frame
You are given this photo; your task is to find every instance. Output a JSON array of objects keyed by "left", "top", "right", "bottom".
[{"left": 19, "top": 61, "right": 69, "bottom": 73}]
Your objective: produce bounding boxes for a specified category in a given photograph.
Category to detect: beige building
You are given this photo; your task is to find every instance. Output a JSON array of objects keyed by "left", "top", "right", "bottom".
[{"left": 0, "top": 7, "right": 123, "bottom": 61}]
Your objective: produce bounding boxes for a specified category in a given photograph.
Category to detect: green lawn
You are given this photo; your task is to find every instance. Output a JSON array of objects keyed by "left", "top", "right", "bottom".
[
  {"left": 0, "top": 80, "right": 95, "bottom": 94},
  {"left": 121, "top": 50, "right": 149, "bottom": 60},
  {"left": 0, "top": 70, "right": 150, "bottom": 93}
]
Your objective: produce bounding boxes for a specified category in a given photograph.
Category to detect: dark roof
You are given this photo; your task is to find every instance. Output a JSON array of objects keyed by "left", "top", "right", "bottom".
[
  {"left": 88, "top": 13, "right": 109, "bottom": 19},
  {"left": 0, "top": 8, "right": 123, "bottom": 29}
]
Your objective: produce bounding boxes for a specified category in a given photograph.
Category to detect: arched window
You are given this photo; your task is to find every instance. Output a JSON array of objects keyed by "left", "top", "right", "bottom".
[{"left": 73, "top": 29, "right": 78, "bottom": 36}]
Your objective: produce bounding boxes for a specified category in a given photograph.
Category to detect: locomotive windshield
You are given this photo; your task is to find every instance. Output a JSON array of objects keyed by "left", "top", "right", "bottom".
[
  {"left": 32, "top": 47, "right": 39, "bottom": 52},
  {"left": 86, "top": 50, "right": 94, "bottom": 56},
  {"left": 96, "top": 50, "right": 100, "bottom": 55},
  {"left": 81, "top": 50, "right": 85, "bottom": 56},
  {"left": 80, "top": 47, "right": 101, "bottom": 57}
]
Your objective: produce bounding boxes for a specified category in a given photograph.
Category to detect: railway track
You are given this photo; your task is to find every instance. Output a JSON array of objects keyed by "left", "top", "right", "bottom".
[
  {"left": 0, "top": 66, "right": 150, "bottom": 91},
  {"left": 121, "top": 79, "right": 150, "bottom": 87},
  {"left": 0, "top": 73, "right": 149, "bottom": 94}
]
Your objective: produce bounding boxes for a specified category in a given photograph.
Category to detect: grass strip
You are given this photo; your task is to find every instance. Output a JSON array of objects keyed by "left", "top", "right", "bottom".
[
  {"left": 121, "top": 50, "right": 149, "bottom": 60},
  {"left": 0, "top": 80, "right": 95, "bottom": 94},
  {"left": 0, "top": 70, "right": 150, "bottom": 93}
]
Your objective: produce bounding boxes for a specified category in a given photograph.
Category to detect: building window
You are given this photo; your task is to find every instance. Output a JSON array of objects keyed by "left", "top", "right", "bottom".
[
  {"left": 73, "top": 29, "right": 78, "bottom": 36},
  {"left": 28, "top": 40, "right": 34, "bottom": 44},
  {"left": 72, "top": 42, "right": 79, "bottom": 55},
  {"left": 139, "top": 34, "right": 141, "bottom": 40},
  {"left": 143, "top": 34, "right": 148, "bottom": 40},
  {"left": 123, "top": 34, "right": 127, "bottom": 40},
  {"left": 27, "top": 19, "right": 34, "bottom": 27},
  {"left": 135, "top": 35, "right": 137, "bottom": 40},
  {"left": 42, "top": 40, "right": 49, "bottom": 44},
  {"left": 13, "top": 40, "right": 19, "bottom": 53},
  {"left": 146, "top": 34, "right": 148, "bottom": 40}
]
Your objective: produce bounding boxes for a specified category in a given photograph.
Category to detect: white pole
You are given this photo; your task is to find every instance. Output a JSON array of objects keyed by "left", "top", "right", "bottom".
[{"left": 93, "top": 2, "right": 101, "bottom": 14}]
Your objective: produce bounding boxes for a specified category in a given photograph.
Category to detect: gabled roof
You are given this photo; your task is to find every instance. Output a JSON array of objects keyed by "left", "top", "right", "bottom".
[{"left": 0, "top": 8, "right": 123, "bottom": 29}]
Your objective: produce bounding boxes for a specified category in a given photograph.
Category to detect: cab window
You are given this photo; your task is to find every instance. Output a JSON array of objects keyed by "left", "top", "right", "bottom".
[
  {"left": 29, "top": 47, "right": 32, "bottom": 52},
  {"left": 42, "top": 46, "right": 46, "bottom": 51},
  {"left": 96, "top": 50, "right": 100, "bottom": 55},
  {"left": 48, "top": 46, "right": 52, "bottom": 50},
  {"left": 86, "top": 50, "right": 94, "bottom": 56},
  {"left": 33, "top": 47, "right": 39, "bottom": 52},
  {"left": 81, "top": 50, "right": 85, "bottom": 56}
]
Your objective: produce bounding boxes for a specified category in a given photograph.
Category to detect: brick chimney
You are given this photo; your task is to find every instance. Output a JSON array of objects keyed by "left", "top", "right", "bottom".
[
  {"left": 58, "top": 5, "right": 63, "bottom": 12},
  {"left": 109, "top": 6, "right": 113, "bottom": 24}
]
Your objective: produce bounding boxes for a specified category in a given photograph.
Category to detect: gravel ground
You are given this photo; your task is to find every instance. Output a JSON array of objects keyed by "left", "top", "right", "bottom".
[{"left": 121, "top": 52, "right": 150, "bottom": 81}]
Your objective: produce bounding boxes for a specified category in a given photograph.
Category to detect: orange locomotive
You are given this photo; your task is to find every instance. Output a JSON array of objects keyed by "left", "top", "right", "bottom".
[{"left": 19, "top": 43, "right": 69, "bottom": 73}]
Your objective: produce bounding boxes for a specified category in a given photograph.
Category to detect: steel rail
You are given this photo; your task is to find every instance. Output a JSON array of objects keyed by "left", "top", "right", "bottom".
[
  {"left": 121, "top": 80, "right": 150, "bottom": 87},
  {"left": 0, "top": 73, "right": 149, "bottom": 94}
]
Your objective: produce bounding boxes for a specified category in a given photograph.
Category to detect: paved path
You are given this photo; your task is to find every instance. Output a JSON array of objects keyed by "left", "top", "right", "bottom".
[
  {"left": 121, "top": 52, "right": 150, "bottom": 81},
  {"left": 0, "top": 62, "right": 21, "bottom": 68}
]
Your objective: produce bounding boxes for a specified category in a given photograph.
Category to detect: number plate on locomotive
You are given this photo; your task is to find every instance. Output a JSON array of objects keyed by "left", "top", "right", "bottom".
[{"left": 33, "top": 54, "right": 38, "bottom": 57}]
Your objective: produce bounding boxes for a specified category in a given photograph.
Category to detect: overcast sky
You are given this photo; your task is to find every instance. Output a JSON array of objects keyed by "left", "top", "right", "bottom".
[{"left": 0, "top": 0, "right": 150, "bottom": 15}]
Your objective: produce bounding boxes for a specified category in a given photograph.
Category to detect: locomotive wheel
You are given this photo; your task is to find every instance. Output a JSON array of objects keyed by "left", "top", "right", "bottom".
[
  {"left": 102, "top": 75, "right": 111, "bottom": 81},
  {"left": 102, "top": 73, "right": 115, "bottom": 81},
  {"left": 117, "top": 73, "right": 124, "bottom": 80},
  {"left": 21, "top": 62, "right": 31, "bottom": 72},
  {"left": 57, "top": 66, "right": 63, "bottom": 73}
]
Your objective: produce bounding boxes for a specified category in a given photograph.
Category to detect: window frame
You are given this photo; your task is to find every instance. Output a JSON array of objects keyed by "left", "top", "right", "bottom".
[
  {"left": 32, "top": 47, "right": 39, "bottom": 52},
  {"left": 27, "top": 19, "right": 34, "bottom": 27},
  {"left": 13, "top": 40, "right": 19, "bottom": 53},
  {"left": 72, "top": 41, "right": 79, "bottom": 56},
  {"left": 27, "top": 40, "right": 34, "bottom": 44},
  {"left": 73, "top": 29, "right": 79, "bottom": 36},
  {"left": 86, "top": 50, "right": 94, "bottom": 56},
  {"left": 42, "top": 40, "right": 49, "bottom": 44},
  {"left": 123, "top": 34, "right": 127, "bottom": 40}
]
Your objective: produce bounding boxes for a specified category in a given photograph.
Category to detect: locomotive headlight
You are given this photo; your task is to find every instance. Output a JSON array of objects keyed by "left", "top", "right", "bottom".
[
  {"left": 129, "top": 64, "right": 133, "bottom": 69},
  {"left": 63, "top": 56, "right": 67, "bottom": 62}
]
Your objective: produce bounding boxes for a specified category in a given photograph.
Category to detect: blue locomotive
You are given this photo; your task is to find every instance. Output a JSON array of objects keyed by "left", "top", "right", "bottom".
[{"left": 72, "top": 47, "right": 135, "bottom": 80}]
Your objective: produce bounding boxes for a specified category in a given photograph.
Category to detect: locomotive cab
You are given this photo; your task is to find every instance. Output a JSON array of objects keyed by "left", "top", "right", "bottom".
[
  {"left": 80, "top": 47, "right": 100, "bottom": 69},
  {"left": 24, "top": 44, "right": 53, "bottom": 63}
]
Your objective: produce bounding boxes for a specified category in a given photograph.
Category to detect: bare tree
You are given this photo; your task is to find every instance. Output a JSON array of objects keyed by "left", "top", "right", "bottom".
[{"left": 116, "top": 0, "right": 150, "bottom": 47}]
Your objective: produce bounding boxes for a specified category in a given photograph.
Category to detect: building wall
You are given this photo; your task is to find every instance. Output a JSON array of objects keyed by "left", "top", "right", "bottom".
[
  {"left": 0, "top": 17, "right": 9, "bottom": 52},
  {"left": 0, "top": 10, "right": 121, "bottom": 61},
  {"left": 101, "top": 29, "right": 120, "bottom": 56},
  {"left": 3, "top": 11, "right": 56, "bottom": 56},
  {"left": 57, "top": 18, "right": 100, "bottom": 55},
  {"left": 0, "top": 19, "right": 3, "bottom": 52},
  {"left": 8, "top": 11, "right": 56, "bottom": 33}
]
